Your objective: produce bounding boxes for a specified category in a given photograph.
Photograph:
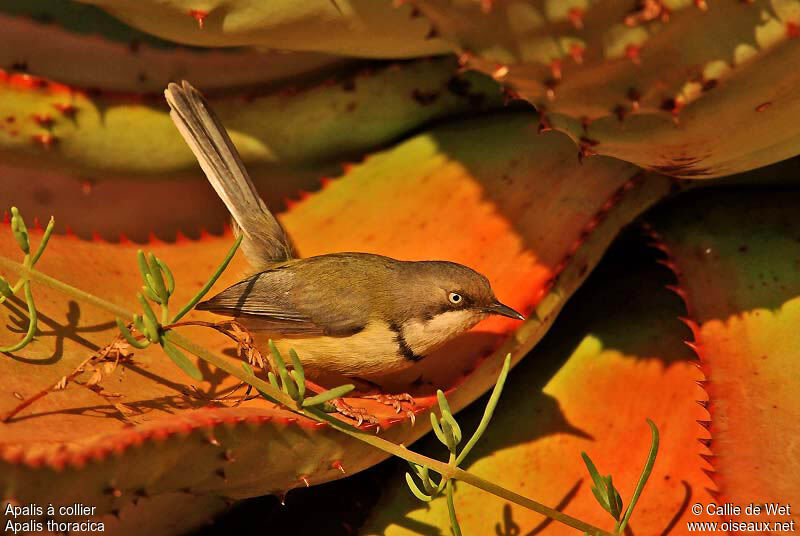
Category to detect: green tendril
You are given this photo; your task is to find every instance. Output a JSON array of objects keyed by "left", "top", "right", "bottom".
[
  {"left": 406, "top": 473, "right": 433, "bottom": 502},
  {"left": 456, "top": 354, "right": 511, "bottom": 465},
  {"left": 616, "top": 419, "right": 659, "bottom": 534},
  {"left": 0, "top": 209, "right": 56, "bottom": 351},
  {"left": 116, "top": 318, "right": 150, "bottom": 349},
  {"left": 404, "top": 354, "right": 513, "bottom": 536},
  {"left": 30, "top": 217, "right": 55, "bottom": 266},
  {"left": 170, "top": 235, "right": 242, "bottom": 323},
  {"left": 0, "top": 282, "right": 37, "bottom": 352},
  {"left": 446, "top": 479, "right": 462, "bottom": 536}
]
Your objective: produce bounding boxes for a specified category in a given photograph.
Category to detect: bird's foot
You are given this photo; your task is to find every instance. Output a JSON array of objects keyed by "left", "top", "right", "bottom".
[
  {"left": 330, "top": 398, "right": 380, "bottom": 428},
  {"left": 360, "top": 393, "right": 417, "bottom": 426},
  {"left": 361, "top": 392, "right": 414, "bottom": 413},
  {"left": 224, "top": 321, "right": 265, "bottom": 369}
]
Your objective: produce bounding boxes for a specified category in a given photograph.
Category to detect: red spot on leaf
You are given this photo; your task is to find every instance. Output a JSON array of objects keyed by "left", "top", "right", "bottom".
[
  {"left": 53, "top": 102, "right": 77, "bottom": 117},
  {"left": 31, "top": 114, "right": 54, "bottom": 128},
  {"left": 569, "top": 43, "right": 585, "bottom": 64},
  {"left": 567, "top": 7, "right": 584, "bottom": 29},
  {"left": 625, "top": 44, "right": 642, "bottom": 64},
  {"left": 31, "top": 133, "right": 56, "bottom": 149},
  {"left": 189, "top": 9, "right": 207, "bottom": 29},
  {"left": 550, "top": 59, "right": 562, "bottom": 80}
]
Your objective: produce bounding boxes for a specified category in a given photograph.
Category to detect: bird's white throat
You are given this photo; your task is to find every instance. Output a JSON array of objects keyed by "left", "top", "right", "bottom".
[{"left": 401, "top": 309, "right": 485, "bottom": 356}]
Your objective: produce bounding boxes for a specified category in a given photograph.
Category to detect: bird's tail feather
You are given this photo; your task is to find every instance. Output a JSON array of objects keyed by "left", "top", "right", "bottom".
[{"left": 164, "top": 81, "right": 294, "bottom": 268}]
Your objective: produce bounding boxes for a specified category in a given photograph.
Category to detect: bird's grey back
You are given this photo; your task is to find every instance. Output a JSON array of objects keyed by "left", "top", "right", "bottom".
[{"left": 198, "top": 253, "right": 406, "bottom": 336}]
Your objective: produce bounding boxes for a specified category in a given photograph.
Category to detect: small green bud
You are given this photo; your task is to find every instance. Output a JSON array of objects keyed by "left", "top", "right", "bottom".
[{"left": 10, "top": 207, "right": 30, "bottom": 254}]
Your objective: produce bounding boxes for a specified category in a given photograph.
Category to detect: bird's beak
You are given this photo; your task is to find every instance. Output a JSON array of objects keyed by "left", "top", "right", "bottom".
[{"left": 485, "top": 301, "right": 525, "bottom": 321}]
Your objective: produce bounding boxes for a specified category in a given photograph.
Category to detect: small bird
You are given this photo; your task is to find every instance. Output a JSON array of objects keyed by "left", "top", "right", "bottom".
[{"left": 164, "top": 81, "right": 524, "bottom": 384}]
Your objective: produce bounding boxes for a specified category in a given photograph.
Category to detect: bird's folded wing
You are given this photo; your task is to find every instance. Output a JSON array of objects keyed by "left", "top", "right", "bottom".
[{"left": 196, "top": 270, "right": 369, "bottom": 337}]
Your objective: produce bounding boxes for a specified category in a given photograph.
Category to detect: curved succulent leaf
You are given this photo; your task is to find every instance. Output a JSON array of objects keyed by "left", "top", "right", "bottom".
[
  {"left": 0, "top": 0, "right": 347, "bottom": 92},
  {"left": 407, "top": 0, "right": 800, "bottom": 177},
  {"left": 61, "top": 0, "right": 448, "bottom": 58},
  {"left": 649, "top": 188, "right": 800, "bottom": 525},
  {"left": 1, "top": 113, "right": 671, "bottom": 532},
  {"left": 0, "top": 57, "right": 503, "bottom": 177}
]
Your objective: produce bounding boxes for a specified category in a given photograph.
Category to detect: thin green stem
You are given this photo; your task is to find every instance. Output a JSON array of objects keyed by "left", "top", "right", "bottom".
[
  {"left": 170, "top": 235, "right": 242, "bottom": 323},
  {"left": 616, "top": 419, "right": 659, "bottom": 534},
  {"left": 0, "top": 256, "right": 133, "bottom": 319},
  {"left": 446, "top": 479, "right": 462, "bottom": 536},
  {"left": 0, "top": 253, "right": 29, "bottom": 305},
  {"left": 30, "top": 217, "right": 55, "bottom": 267},
  {"left": 456, "top": 354, "right": 510, "bottom": 465},
  {"left": 0, "top": 281, "right": 37, "bottom": 352},
  {"left": 0, "top": 254, "right": 612, "bottom": 536}
]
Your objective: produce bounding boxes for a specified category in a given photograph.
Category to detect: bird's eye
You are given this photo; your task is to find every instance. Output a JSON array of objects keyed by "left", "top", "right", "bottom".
[{"left": 448, "top": 292, "right": 463, "bottom": 304}]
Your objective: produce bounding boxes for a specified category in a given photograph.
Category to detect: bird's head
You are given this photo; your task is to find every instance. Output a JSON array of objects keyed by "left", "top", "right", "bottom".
[
  {"left": 417, "top": 261, "right": 524, "bottom": 320},
  {"left": 393, "top": 261, "right": 524, "bottom": 356}
]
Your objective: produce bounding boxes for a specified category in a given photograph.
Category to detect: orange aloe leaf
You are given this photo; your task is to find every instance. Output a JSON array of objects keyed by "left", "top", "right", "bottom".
[
  {"left": 1, "top": 113, "right": 673, "bottom": 532},
  {"left": 649, "top": 189, "right": 800, "bottom": 528},
  {"left": 360, "top": 233, "right": 715, "bottom": 535}
]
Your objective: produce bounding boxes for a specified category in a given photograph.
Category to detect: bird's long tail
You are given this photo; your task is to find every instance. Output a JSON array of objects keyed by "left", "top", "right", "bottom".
[{"left": 164, "top": 81, "right": 294, "bottom": 268}]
